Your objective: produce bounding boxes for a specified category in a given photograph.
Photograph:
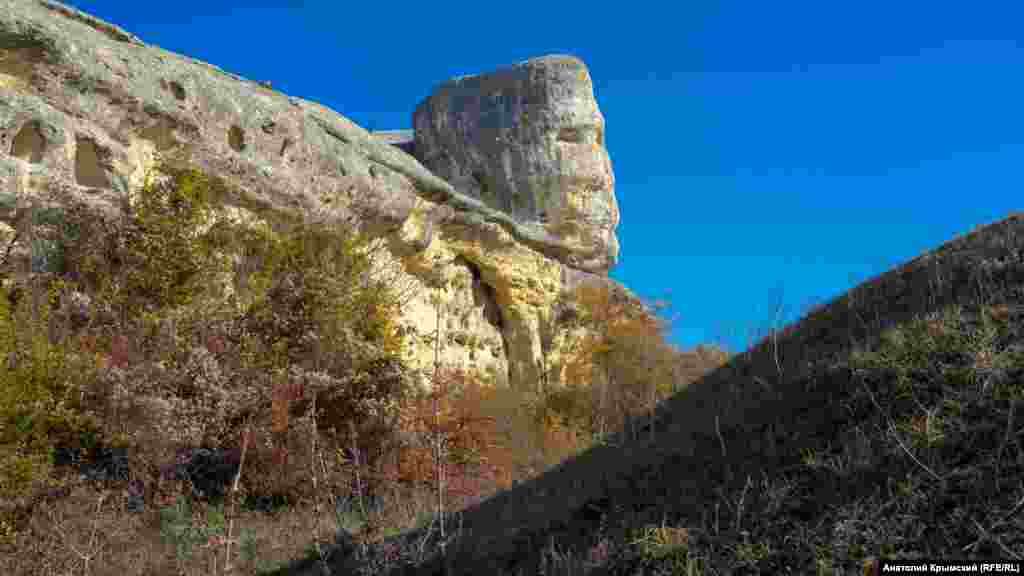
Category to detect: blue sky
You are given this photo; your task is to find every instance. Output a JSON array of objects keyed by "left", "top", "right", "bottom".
[{"left": 63, "top": 1, "right": 1024, "bottom": 354}]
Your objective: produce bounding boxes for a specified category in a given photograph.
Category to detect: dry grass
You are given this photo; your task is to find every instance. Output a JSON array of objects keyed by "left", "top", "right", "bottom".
[{"left": 310, "top": 214, "right": 1024, "bottom": 575}]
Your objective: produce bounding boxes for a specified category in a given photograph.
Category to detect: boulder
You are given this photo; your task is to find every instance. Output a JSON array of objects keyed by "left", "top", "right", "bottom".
[{"left": 414, "top": 55, "right": 619, "bottom": 273}]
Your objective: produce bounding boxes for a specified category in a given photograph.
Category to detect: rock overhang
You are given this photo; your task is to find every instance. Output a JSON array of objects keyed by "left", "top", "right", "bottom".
[{"left": 0, "top": 0, "right": 644, "bottom": 396}]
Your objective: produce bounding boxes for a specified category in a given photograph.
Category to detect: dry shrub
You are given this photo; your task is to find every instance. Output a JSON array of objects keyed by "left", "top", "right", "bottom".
[
  {"left": 538, "top": 284, "right": 731, "bottom": 451},
  {"left": 1, "top": 154, "right": 415, "bottom": 533},
  {"left": 674, "top": 344, "right": 730, "bottom": 387},
  {"left": 0, "top": 277, "right": 105, "bottom": 544},
  {"left": 390, "top": 369, "right": 496, "bottom": 488}
]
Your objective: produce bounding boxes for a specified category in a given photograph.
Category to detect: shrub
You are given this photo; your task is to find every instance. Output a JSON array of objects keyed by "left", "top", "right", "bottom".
[
  {"left": 0, "top": 276, "right": 102, "bottom": 543},
  {"left": 1, "top": 150, "right": 416, "bottom": 523},
  {"left": 44, "top": 162, "right": 232, "bottom": 331},
  {"left": 538, "top": 283, "right": 684, "bottom": 446},
  {"left": 158, "top": 494, "right": 229, "bottom": 566},
  {"left": 231, "top": 215, "right": 404, "bottom": 374}
]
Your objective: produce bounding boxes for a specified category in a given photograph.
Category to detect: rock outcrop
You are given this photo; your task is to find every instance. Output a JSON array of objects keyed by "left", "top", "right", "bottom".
[
  {"left": 0, "top": 0, "right": 638, "bottom": 393},
  {"left": 414, "top": 54, "right": 618, "bottom": 273}
]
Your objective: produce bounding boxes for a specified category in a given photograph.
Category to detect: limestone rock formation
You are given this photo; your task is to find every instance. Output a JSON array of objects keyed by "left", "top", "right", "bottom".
[
  {"left": 414, "top": 55, "right": 619, "bottom": 273},
  {"left": 0, "top": 0, "right": 638, "bottom": 393}
]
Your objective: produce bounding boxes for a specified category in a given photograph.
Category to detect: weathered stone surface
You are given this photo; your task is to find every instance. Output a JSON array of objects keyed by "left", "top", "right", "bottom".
[
  {"left": 0, "top": 0, "right": 641, "bottom": 393},
  {"left": 414, "top": 55, "right": 619, "bottom": 273}
]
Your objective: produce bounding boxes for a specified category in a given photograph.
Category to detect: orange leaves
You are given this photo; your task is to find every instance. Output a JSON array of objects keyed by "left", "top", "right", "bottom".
[
  {"left": 252, "top": 375, "right": 303, "bottom": 490},
  {"left": 76, "top": 333, "right": 131, "bottom": 371},
  {"left": 269, "top": 376, "right": 304, "bottom": 438},
  {"left": 75, "top": 333, "right": 105, "bottom": 371},
  {"left": 537, "top": 411, "right": 584, "bottom": 464},
  {"left": 549, "top": 281, "right": 680, "bottom": 443},
  {"left": 389, "top": 368, "right": 499, "bottom": 489},
  {"left": 77, "top": 334, "right": 99, "bottom": 355},
  {"left": 563, "top": 282, "right": 665, "bottom": 379}
]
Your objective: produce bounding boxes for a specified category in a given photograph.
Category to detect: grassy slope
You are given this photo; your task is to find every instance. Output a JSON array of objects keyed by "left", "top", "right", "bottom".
[{"left": 277, "top": 213, "right": 1024, "bottom": 574}]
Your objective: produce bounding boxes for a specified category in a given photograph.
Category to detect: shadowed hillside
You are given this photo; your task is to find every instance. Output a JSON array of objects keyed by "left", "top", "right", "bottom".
[
  {"left": 1, "top": 3, "right": 1020, "bottom": 574},
  {"left": 0, "top": 154, "right": 1019, "bottom": 574},
  {"left": 273, "top": 213, "right": 1024, "bottom": 574}
]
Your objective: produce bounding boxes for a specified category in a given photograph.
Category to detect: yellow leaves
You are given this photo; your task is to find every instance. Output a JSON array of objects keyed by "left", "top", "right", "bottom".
[
  {"left": 561, "top": 282, "right": 663, "bottom": 386},
  {"left": 388, "top": 370, "right": 502, "bottom": 485},
  {"left": 0, "top": 445, "right": 50, "bottom": 495},
  {"left": 630, "top": 524, "right": 690, "bottom": 561},
  {"left": 96, "top": 159, "right": 235, "bottom": 318},
  {"left": 586, "top": 338, "right": 614, "bottom": 357},
  {"left": 546, "top": 282, "right": 684, "bottom": 442}
]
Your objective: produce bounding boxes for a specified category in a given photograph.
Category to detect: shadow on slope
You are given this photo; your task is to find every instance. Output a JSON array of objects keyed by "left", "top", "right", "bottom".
[{"left": 272, "top": 214, "right": 1024, "bottom": 575}]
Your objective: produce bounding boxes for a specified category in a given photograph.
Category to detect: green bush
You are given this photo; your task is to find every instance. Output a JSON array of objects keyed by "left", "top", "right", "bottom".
[
  {"left": 219, "top": 203, "right": 411, "bottom": 477},
  {"left": 0, "top": 276, "right": 102, "bottom": 543},
  {"left": 0, "top": 150, "right": 414, "bottom": 530},
  {"left": 158, "top": 495, "right": 227, "bottom": 564}
]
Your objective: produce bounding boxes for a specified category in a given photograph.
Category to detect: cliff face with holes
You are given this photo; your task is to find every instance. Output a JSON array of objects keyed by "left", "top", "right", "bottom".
[{"left": 0, "top": 0, "right": 640, "bottom": 392}]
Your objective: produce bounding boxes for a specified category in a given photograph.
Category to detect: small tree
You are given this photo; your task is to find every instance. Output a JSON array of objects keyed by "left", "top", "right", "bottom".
[{"left": 546, "top": 282, "right": 678, "bottom": 444}]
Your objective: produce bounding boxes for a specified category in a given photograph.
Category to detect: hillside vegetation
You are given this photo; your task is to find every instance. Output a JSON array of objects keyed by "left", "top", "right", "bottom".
[
  {"left": 0, "top": 156, "right": 720, "bottom": 575},
  {"left": 276, "top": 216, "right": 1024, "bottom": 574},
  {"left": 7, "top": 153, "right": 1019, "bottom": 576}
]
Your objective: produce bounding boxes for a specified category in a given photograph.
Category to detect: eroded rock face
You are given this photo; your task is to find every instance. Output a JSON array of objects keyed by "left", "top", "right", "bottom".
[
  {"left": 414, "top": 55, "right": 619, "bottom": 273},
  {"left": 0, "top": 0, "right": 638, "bottom": 393}
]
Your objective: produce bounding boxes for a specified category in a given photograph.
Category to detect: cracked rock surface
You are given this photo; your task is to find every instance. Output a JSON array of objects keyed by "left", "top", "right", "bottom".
[{"left": 0, "top": 0, "right": 641, "bottom": 394}]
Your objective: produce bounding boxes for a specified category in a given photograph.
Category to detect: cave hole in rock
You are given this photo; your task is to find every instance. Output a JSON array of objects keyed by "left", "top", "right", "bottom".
[
  {"left": 74, "top": 137, "right": 109, "bottom": 188},
  {"left": 455, "top": 255, "right": 503, "bottom": 331},
  {"left": 228, "top": 125, "right": 246, "bottom": 152},
  {"left": 167, "top": 80, "right": 186, "bottom": 101},
  {"left": 139, "top": 120, "right": 177, "bottom": 151},
  {"left": 11, "top": 121, "right": 46, "bottom": 163}
]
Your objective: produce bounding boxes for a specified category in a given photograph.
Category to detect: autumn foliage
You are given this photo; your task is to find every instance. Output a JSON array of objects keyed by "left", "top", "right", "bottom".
[
  {"left": 534, "top": 282, "right": 728, "bottom": 452},
  {"left": 0, "top": 151, "right": 731, "bottom": 573}
]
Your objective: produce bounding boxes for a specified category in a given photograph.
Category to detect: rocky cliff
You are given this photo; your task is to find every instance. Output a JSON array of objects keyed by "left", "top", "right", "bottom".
[
  {"left": 0, "top": 0, "right": 640, "bottom": 392},
  {"left": 414, "top": 54, "right": 618, "bottom": 273}
]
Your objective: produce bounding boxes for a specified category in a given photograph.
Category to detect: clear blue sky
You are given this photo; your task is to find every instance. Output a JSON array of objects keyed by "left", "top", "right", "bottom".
[{"left": 64, "top": 1, "right": 1024, "bottom": 354}]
